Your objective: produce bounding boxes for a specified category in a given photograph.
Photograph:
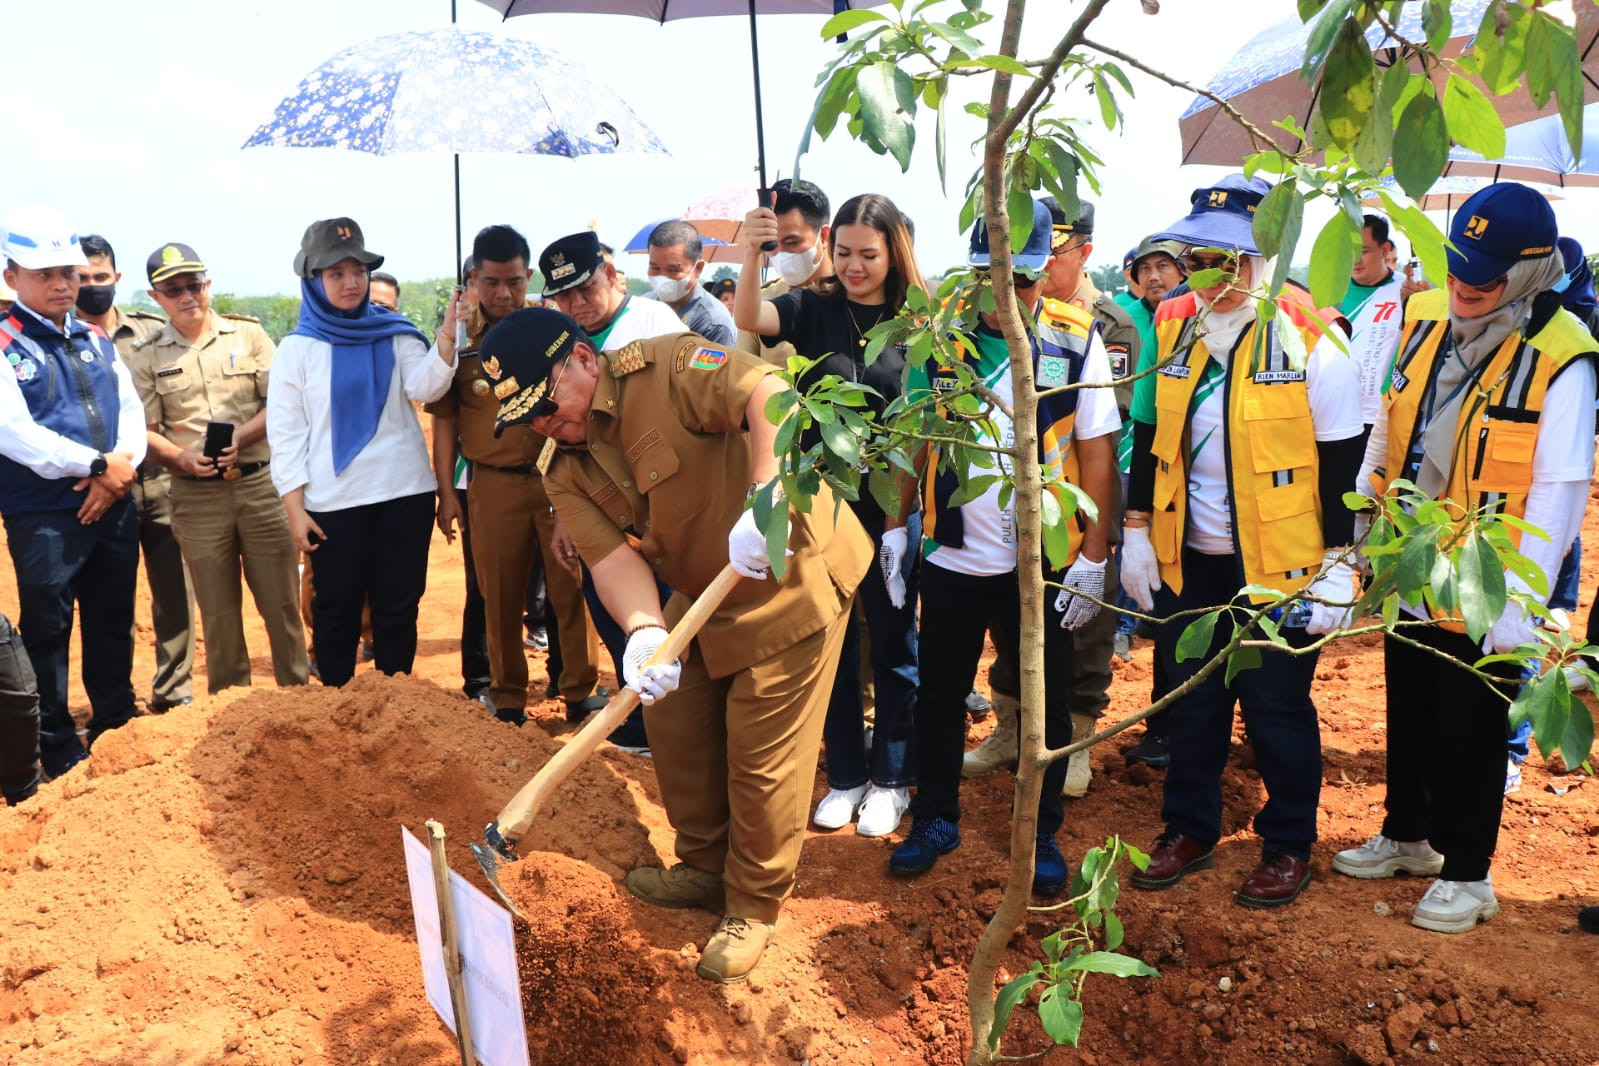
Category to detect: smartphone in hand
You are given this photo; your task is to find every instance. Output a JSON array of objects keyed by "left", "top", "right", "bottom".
[{"left": 203, "top": 421, "right": 235, "bottom": 461}]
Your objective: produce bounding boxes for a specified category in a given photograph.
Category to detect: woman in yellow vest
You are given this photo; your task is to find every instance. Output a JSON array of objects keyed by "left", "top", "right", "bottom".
[
  {"left": 1334, "top": 183, "right": 1597, "bottom": 933},
  {"left": 1120, "top": 175, "right": 1366, "bottom": 909}
]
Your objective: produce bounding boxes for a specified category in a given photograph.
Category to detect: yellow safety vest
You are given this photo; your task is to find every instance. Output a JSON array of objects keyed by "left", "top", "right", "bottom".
[
  {"left": 1376, "top": 288, "right": 1596, "bottom": 628},
  {"left": 1149, "top": 289, "right": 1329, "bottom": 598}
]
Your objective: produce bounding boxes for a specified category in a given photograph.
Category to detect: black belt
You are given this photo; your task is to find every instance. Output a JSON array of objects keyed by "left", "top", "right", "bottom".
[
  {"left": 476, "top": 461, "right": 535, "bottom": 475},
  {"left": 179, "top": 461, "right": 269, "bottom": 482}
]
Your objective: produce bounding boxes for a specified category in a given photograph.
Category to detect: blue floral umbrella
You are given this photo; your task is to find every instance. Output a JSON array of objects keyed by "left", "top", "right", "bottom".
[
  {"left": 1445, "top": 102, "right": 1599, "bottom": 188},
  {"left": 1179, "top": 0, "right": 1599, "bottom": 167},
  {"left": 243, "top": 28, "right": 670, "bottom": 270}
]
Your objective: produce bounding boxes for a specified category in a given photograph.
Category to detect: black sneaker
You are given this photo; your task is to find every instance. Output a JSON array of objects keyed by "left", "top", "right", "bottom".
[
  {"left": 889, "top": 817, "right": 960, "bottom": 877},
  {"left": 1580, "top": 906, "right": 1599, "bottom": 934},
  {"left": 965, "top": 689, "right": 991, "bottom": 722},
  {"left": 149, "top": 696, "right": 193, "bottom": 714},
  {"left": 494, "top": 706, "right": 528, "bottom": 727},
  {"left": 360, "top": 640, "right": 376, "bottom": 662},
  {"left": 607, "top": 716, "right": 651, "bottom": 755},
  {"left": 524, "top": 626, "right": 549, "bottom": 651},
  {"left": 566, "top": 685, "right": 611, "bottom": 723},
  {"left": 1124, "top": 732, "right": 1171, "bottom": 768},
  {"left": 1034, "top": 833, "right": 1070, "bottom": 896}
]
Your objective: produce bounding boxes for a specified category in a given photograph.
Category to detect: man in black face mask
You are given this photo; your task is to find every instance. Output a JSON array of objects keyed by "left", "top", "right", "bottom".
[{"left": 76, "top": 234, "right": 196, "bottom": 714}]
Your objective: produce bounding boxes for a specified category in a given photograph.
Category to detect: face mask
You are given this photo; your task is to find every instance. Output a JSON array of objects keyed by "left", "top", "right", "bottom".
[
  {"left": 772, "top": 245, "right": 820, "bottom": 287},
  {"left": 649, "top": 275, "right": 693, "bottom": 303},
  {"left": 76, "top": 284, "right": 117, "bottom": 317}
]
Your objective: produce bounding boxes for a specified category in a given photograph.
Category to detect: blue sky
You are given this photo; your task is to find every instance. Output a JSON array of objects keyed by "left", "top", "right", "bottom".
[{"left": 5, "top": 0, "right": 1590, "bottom": 295}]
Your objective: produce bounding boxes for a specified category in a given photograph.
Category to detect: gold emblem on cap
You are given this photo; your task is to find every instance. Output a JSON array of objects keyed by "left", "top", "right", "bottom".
[
  {"left": 551, "top": 252, "right": 566, "bottom": 266},
  {"left": 161, "top": 245, "right": 184, "bottom": 265},
  {"left": 481, "top": 355, "right": 502, "bottom": 380},
  {"left": 494, "top": 375, "right": 521, "bottom": 399},
  {"left": 1465, "top": 215, "right": 1489, "bottom": 239},
  {"left": 1207, "top": 191, "right": 1228, "bottom": 208}
]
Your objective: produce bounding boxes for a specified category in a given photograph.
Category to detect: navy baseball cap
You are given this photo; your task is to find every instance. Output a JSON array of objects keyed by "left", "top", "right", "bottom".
[
  {"left": 479, "top": 307, "right": 588, "bottom": 437},
  {"left": 1153, "top": 174, "right": 1272, "bottom": 257},
  {"left": 1446, "top": 183, "right": 1557, "bottom": 287},
  {"left": 1122, "top": 246, "right": 1139, "bottom": 271},
  {"left": 969, "top": 199, "right": 1054, "bottom": 272}
]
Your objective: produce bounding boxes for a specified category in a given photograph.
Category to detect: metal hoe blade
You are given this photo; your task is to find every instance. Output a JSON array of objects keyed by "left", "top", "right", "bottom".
[{"left": 469, "top": 822, "right": 525, "bottom": 919}]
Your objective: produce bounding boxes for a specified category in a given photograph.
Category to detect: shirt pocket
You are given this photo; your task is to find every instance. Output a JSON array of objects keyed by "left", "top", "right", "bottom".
[
  {"left": 1149, "top": 377, "right": 1188, "bottom": 464},
  {"left": 1255, "top": 477, "right": 1322, "bottom": 574},
  {"left": 1468, "top": 410, "right": 1539, "bottom": 495},
  {"left": 1242, "top": 384, "right": 1315, "bottom": 473}
]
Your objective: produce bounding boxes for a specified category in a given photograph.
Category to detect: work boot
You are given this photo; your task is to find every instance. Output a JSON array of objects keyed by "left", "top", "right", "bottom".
[
  {"left": 625, "top": 863, "right": 725, "bottom": 911},
  {"left": 697, "top": 916, "right": 775, "bottom": 983},
  {"left": 962, "top": 693, "right": 1019, "bottom": 778},
  {"left": 1062, "top": 712, "right": 1094, "bottom": 798}
]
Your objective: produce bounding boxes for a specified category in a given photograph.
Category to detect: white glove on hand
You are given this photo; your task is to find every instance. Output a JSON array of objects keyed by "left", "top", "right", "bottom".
[
  {"left": 622, "top": 625, "right": 681, "bottom": 706},
  {"left": 1482, "top": 574, "right": 1539, "bottom": 656},
  {"left": 879, "top": 526, "right": 909, "bottom": 609},
  {"left": 1120, "top": 526, "right": 1160, "bottom": 613},
  {"left": 1053, "top": 555, "right": 1107, "bottom": 630},
  {"left": 1303, "top": 552, "right": 1357, "bottom": 636},
  {"left": 728, "top": 506, "right": 774, "bottom": 579}
]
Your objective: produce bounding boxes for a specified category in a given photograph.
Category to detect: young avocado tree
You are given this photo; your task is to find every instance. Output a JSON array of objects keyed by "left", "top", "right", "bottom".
[{"left": 750, "top": 1, "right": 1595, "bottom": 1060}]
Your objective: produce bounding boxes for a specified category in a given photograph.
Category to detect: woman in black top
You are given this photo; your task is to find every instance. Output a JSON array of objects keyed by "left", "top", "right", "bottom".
[{"left": 735, "top": 193, "right": 926, "bottom": 839}]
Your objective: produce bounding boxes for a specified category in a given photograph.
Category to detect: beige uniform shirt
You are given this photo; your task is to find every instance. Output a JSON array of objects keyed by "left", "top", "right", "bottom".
[
  {"left": 130, "top": 309, "right": 275, "bottom": 464},
  {"left": 425, "top": 303, "right": 547, "bottom": 469},
  {"left": 543, "top": 334, "right": 871, "bottom": 677},
  {"left": 110, "top": 309, "right": 168, "bottom": 476}
]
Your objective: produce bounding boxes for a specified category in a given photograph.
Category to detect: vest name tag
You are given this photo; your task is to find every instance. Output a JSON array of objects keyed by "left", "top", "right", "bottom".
[
  {"left": 1390, "top": 369, "right": 1409, "bottom": 392},
  {"left": 1252, "top": 369, "right": 1305, "bottom": 384},
  {"left": 1157, "top": 364, "right": 1191, "bottom": 379}
]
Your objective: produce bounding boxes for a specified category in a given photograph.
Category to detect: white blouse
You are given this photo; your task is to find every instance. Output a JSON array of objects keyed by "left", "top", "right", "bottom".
[{"left": 267, "top": 332, "right": 456, "bottom": 512}]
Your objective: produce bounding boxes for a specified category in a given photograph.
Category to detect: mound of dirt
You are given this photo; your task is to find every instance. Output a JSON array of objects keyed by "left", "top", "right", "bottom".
[{"left": 3, "top": 516, "right": 1598, "bottom": 1065}]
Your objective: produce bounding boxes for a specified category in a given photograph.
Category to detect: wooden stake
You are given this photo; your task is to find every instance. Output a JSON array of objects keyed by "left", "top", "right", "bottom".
[{"left": 426, "top": 820, "right": 477, "bottom": 1066}]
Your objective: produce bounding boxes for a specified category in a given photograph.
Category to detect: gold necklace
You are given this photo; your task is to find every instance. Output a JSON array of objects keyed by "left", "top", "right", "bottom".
[{"left": 845, "top": 301, "right": 881, "bottom": 348}]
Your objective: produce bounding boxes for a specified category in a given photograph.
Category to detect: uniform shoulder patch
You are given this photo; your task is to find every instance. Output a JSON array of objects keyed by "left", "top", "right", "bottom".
[
  {"left": 688, "top": 346, "right": 727, "bottom": 371},
  {"left": 219, "top": 312, "right": 262, "bottom": 324},
  {"left": 608, "top": 340, "right": 648, "bottom": 378},
  {"left": 535, "top": 436, "right": 558, "bottom": 476}
]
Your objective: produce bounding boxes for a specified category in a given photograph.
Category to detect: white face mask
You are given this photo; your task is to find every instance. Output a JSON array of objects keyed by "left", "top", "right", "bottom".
[
  {"left": 649, "top": 274, "right": 694, "bottom": 303},
  {"left": 771, "top": 244, "right": 820, "bottom": 287}
]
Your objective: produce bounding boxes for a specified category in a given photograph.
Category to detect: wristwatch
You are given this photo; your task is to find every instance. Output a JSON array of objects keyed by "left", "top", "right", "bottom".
[{"left": 89, "top": 453, "right": 108, "bottom": 478}]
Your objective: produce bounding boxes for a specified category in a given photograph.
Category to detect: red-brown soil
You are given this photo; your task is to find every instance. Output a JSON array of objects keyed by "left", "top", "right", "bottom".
[{"left": 2, "top": 513, "right": 1597, "bottom": 1066}]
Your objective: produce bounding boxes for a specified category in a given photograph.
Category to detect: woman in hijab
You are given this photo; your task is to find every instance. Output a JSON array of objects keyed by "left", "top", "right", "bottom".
[
  {"left": 267, "top": 218, "right": 457, "bottom": 686},
  {"left": 1120, "top": 174, "right": 1366, "bottom": 911},
  {"left": 1335, "top": 184, "right": 1598, "bottom": 932}
]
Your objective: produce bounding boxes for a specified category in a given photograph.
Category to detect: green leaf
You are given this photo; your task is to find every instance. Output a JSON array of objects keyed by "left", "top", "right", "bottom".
[
  {"left": 1251, "top": 181, "right": 1302, "bottom": 260},
  {"left": 932, "top": 80, "right": 948, "bottom": 192},
  {"left": 1007, "top": 178, "right": 1036, "bottom": 264},
  {"left": 856, "top": 60, "right": 917, "bottom": 171},
  {"left": 1421, "top": 0, "right": 1452, "bottom": 53},
  {"left": 1307, "top": 212, "right": 1357, "bottom": 310},
  {"left": 1092, "top": 70, "right": 1118, "bottom": 131},
  {"left": 1224, "top": 642, "right": 1263, "bottom": 686},
  {"left": 1393, "top": 88, "right": 1447, "bottom": 201},
  {"left": 990, "top": 966, "right": 1043, "bottom": 1049},
  {"left": 1378, "top": 60, "right": 1410, "bottom": 120},
  {"left": 1299, "top": 0, "right": 1332, "bottom": 20},
  {"left": 1040, "top": 485, "right": 1072, "bottom": 570},
  {"left": 1176, "top": 610, "right": 1220, "bottom": 663},
  {"left": 817, "top": 416, "right": 859, "bottom": 469},
  {"left": 1037, "top": 986, "right": 1085, "bottom": 1047},
  {"left": 1559, "top": 685, "right": 1595, "bottom": 769},
  {"left": 1319, "top": 17, "right": 1377, "bottom": 149},
  {"left": 964, "top": 53, "right": 1034, "bottom": 78},
  {"left": 1105, "top": 910, "right": 1126, "bottom": 952},
  {"left": 1457, "top": 532, "right": 1507, "bottom": 641},
  {"left": 1352, "top": 91, "right": 1394, "bottom": 175},
  {"left": 1442, "top": 74, "right": 1506, "bottom": 160},
  {"left": 926, "top": 19, "right": 982, "bottom": 52},
  {"left": 820, "top": 8, "right": 888, "bottom": 37},
  {"left": 1534, "top": 668, "right": 1571, "bottom": 760},
  {"left": 1302, "top": 0, "right": 1356, "bottom": 77},
  {"left": 1062, "top": 950, "right": 1162, "bottom": 978}
]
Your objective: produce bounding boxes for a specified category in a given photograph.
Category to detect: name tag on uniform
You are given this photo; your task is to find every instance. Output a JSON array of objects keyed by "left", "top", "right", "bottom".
[
  {"left": 1390, "top": 369, "right": 1409, "bottom": 392},
  {"left": 1158, "top": 364, "right": 1191, "bottom": 379},
  {"left": 1252, "top": 369, "right": 1305, "bottom": 384},
  {"left": 1037, "top": 353, "right": 1069, "bottom": 388},
  {"left": 157, "top": 364, "right": 184, "bottom": 378}
]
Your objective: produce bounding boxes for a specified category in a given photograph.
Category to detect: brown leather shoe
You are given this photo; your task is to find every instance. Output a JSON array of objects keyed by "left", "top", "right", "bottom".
[
  {"left": 1131, "top": 833, "right": 1215, "bottom": 890},
  {"left": 1235, "top": 854, "right": 1311, "bottom": 909}
]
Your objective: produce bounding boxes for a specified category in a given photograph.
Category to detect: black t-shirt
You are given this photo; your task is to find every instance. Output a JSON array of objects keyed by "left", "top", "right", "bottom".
[{"left": 767, "top": 287, "right": 908, "bottom": 524}]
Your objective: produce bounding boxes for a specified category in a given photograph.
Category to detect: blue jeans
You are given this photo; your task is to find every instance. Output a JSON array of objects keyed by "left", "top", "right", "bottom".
[
  {"left": 1551, "top": 535, "right": 1581, "bottom": 613},
  {"left": 3, "top": 500, "right": 139, "bottom": 776},
  {"left": 822, "top": 510, "right": 920, "bottom": 789}
]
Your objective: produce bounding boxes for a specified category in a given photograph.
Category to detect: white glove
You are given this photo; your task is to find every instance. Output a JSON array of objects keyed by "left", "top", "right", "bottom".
[
  {"left": 728, "top": 506, "right": 774, "bottom": 580},
  {"left": 1120, "top": 526, "right": 1160, "bottom": 613},
  {"left": 622, "top": 625, "right": 681, "bottom": 706},
  {"left": 879, "top": 526, "right": 909, "bottom": 609},
  {"left": 1482, "top": 574, "right": 1539, "bottom": 656},
  {"left": 1303, "top": 552, "right": 1357, "bottom": 636},
  {"left": 1053, "top": 555, "right": 1107, "bottom": 630}
]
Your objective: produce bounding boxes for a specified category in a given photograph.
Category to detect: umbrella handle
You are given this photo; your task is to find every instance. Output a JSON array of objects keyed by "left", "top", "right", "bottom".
[{"left": 758, "top": 186, "right": 777, "bottom": 253}]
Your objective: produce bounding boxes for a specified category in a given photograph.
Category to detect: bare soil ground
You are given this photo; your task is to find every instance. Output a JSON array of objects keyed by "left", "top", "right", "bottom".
[{"left": 2, "top": 510, "right": 1597, "bottom": 1066}]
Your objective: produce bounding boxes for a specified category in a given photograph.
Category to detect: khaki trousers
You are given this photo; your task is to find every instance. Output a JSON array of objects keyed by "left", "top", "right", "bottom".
[
  {"left": 131, "top": 466, "right": 195, "bottom": 706},
  {"left": 169, "top": 470, "right": 308, "bottom": 693},
  {"left": 468, "top": 465, "right": 596, "bottom": 710},
  {"left": 647, "top": 604, "right": 854, "bottom": 924}
]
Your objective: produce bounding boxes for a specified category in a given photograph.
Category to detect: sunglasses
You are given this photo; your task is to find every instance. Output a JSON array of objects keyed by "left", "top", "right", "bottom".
[
  {"left": 153, "top": 280, "right": 207, "bottom": 299},
  {"left": 1180, "top": 251, "right": 1239, "bottom": 275},
  {"left": 1449, "top": 273, "right": 1509, "bottom": 295},
  {"left": 531, "top": 355, "right": 572, "bottom": 421}
]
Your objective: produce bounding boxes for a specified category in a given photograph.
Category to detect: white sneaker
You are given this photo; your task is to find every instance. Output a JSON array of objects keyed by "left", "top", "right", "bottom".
[
  {"left": 1062, "top": 712, "right": 1094, "bottom": 798},
  {"left": 1331, "top": 834, "right": 1445, "bottom": 879},
  {"left": 1505, "top": 757, "right": 1522, "bottom": 796},
  {"left": 813, "top": 785, "right": 869, "bottom": 830},
  {"left": 1411, "top": 877, "right": 1499, "bottom": 933},
  {"left": 855, "top": 785, "right": 911, "bottom": 838}
]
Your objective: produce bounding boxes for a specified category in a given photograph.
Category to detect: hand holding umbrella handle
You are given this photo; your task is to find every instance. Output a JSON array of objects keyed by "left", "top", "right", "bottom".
[{"left": 758, "top": 186, "right": 777, "bottom": 252}]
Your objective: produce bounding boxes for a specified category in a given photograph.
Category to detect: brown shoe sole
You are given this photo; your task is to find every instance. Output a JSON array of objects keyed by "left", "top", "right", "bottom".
[
  {"left": 1234, "top": 871, "right": 1312, "bottom": 910},
  {"left": 1130, "top": 849, "right": 1215, "bottom": 890}
]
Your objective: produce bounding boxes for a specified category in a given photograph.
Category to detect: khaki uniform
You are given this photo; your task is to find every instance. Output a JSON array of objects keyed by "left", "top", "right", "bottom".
[
  {"left": 544, "top": 335, "right": 872, "bottom": 923},
  {"left": 114, "top": 308, "right": 195, "bottom": 708},
  {"left": 424, "top": 304, "right": 598, "bottom": 710},
  {"left": 129, "top": 309, "right": 307, "bottom": 693}
]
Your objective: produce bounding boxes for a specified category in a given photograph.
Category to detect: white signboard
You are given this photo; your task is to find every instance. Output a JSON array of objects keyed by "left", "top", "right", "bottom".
[{"left": 401, "top": 826, "right": 531, "bottom": 1066}]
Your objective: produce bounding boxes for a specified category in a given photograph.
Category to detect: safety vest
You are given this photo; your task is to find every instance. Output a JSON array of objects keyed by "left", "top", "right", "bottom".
[
  {"left": 1149, "top": 288, "right": 1330, "bottom": 598},
  {"left": 1376, "top": 288, "right": 1597, "bottom": 628},
  {"left": 923, "top": 298, "right": 1094, "bottom": 567}
]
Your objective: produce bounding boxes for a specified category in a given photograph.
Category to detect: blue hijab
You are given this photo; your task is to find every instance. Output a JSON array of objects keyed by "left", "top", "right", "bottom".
[
  {"left": 290, "top": 277, "right": 427, "bottom": 475},
  {"left": 1558, "top": 236, "right": 1597, "bottom": 318}
]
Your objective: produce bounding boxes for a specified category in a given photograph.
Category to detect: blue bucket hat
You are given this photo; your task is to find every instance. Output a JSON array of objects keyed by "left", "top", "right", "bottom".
[
  {"left": 1445, "top": 183, "right": 1557, "bottom": 287},
  {"left": 1153, "top": 174, "right": 1272, "bottom": 256},
  {"left": 969, "top": 199, "right": 1054, "bottom": 272}
]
